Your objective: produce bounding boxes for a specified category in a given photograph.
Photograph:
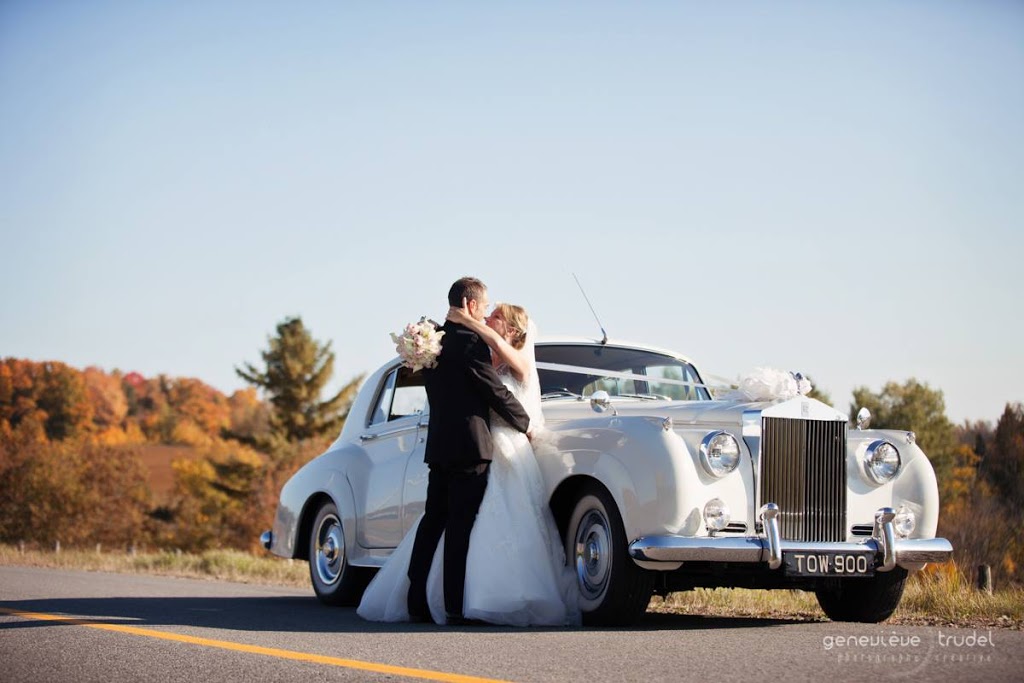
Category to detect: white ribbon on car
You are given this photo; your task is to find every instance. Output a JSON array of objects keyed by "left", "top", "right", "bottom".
[{"left": 535, "top": 362, "right": 711, "bottom": 390}]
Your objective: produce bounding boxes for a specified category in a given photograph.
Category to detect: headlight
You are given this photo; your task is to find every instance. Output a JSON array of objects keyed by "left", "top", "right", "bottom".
[
  {"left": 864, "top": 440, "right": 901, "bottom": 484},
  {"left": 699, "top": 431, "right": 741, "bottom": 478},
  {"left": 703, "top": 498, "right": 731, "bottom": 533}
]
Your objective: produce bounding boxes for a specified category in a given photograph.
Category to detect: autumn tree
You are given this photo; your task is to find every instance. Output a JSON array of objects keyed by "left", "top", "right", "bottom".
[
  {"left": 166, "top": 377, "right": 231, "bottom": 444},
  {"left": 225, "top": 387, "right": 272, "bottom": 446},
  {"left": 236, "top": 316, "right": 362, "bottom": 444},
  {"left": 0, "top": 360, "right": 93, "bottom": 441},
  {"left": 126, "top": 375, "right": 176, "bottom": 443},
  {"left": 0, "top": 359, "right": 41, "bottom": 432},
  {"left": 0, "top": 431, "right": 151, "bottom": 548},
  {"left": 850, "top": 379, "right": 957, "bottom": 486},
  {"left": 167, "top": 442, "right": 267, "bottom": 550},
  {"left": 83, "top": 367, "right": 128, "bottom": 429}
]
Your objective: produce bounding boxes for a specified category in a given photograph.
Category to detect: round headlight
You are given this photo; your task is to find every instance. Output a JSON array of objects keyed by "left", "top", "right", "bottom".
[
  {"left": 864, "top": 440, "right": 901, "bottom": 484},
  {"left": 700, "top": 431, "right": 741, "bottom": 478}
]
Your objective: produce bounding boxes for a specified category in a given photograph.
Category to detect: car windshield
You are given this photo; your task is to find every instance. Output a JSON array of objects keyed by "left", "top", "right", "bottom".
[{"left": 534, "top": 344, "right": 711, "bottom": 401}]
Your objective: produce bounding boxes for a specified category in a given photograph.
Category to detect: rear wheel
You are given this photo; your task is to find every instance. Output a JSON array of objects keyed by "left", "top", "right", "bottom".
[
  {"left": 566, "top": 483, "right": 654, "bottom": 626},
  {"left": 815, "top": 567, "right": 908, "bottom": 623},
  {"left": 308, "top": 501, "right": 372, "bottom": 606}
]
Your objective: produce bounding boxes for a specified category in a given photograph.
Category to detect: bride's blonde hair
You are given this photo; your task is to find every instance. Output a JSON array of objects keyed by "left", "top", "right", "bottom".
[{"left": 495, "top": 303, "right": 529, "bottom": 350}]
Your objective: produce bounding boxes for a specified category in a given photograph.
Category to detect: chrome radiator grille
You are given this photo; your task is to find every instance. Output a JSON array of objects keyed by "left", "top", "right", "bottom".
[{"left": 759, "top": 417, "right": 847, "bottom": 542}]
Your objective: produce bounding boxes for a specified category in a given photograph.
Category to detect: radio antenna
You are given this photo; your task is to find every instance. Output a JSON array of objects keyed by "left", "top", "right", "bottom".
[{"left": 573, "top": 273, "right": 608, "bottom": 344}]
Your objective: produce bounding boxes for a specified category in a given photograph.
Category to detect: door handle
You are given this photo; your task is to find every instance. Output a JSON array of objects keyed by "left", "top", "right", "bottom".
[{"left": 360, "top": 424, "right": 419, "bottom": 441}]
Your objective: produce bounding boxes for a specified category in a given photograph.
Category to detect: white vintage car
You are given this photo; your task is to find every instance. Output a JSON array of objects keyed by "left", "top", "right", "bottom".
[{"left": 262, "top": 339, "right": 952, "bottom": 625}]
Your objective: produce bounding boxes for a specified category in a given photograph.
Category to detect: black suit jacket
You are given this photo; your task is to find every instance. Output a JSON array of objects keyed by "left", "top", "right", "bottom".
[{"left": 423, "top": 321, "right": 531, "bottom": 468}]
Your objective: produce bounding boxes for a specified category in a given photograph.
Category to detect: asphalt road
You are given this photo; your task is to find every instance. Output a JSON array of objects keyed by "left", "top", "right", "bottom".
[{"left": 1, "top": 565, "right": 1021, "bottom": 683}]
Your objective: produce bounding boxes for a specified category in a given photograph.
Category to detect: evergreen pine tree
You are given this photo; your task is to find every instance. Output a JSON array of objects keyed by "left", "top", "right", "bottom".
[
  {"left": 236, "top": 316, "right": 362, "bottom": 443},
  {"left": 983, "top": 403, "right": 1024, "bottom": 510}
]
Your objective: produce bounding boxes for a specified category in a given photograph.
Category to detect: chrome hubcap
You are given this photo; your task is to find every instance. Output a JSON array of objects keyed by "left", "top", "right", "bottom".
[
  {"left": 574, "top": 509, "right": 611, "bottom": 600},
  {"left": 315, "top": 514, "right": 344, "bottom": 586}
]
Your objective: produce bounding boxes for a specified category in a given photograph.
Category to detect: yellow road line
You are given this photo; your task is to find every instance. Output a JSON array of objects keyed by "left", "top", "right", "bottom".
[{"left": 0, "top": 607, "right": 513, "bottom": 683}]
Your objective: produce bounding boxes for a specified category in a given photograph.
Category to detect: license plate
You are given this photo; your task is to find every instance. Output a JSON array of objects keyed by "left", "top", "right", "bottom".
[{"left": 783, "top": 550, "right": 875, "bottom": 577}]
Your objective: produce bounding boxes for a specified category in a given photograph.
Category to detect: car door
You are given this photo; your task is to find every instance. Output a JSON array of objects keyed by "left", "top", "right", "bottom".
[
  {"left": 356, "top": 366, "right": 427, "bottom": 548},
  {"left": 401, "top": 405, "right": 430, "bottom": 535}
]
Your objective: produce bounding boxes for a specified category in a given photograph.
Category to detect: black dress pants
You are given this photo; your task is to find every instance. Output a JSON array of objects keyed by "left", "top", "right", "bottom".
[{"left": 407, "top": 463, "right": 489, "bottom": 619}]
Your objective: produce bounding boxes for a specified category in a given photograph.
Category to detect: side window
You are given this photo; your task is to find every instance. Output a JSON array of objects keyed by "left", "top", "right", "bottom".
[
  {"left": 369, "top": 366, "right": 429, "bottom": 425},
  {"left": 389, "top": 367, "right": 427, "bottom": 420},
  {"left": 369, "top": 369, "right": 398, "bottom": 426}
]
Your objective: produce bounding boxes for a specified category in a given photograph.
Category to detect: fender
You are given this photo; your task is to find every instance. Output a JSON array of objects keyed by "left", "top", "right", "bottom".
[
  {"left": 541, "top": 416, "right": 711, "bottom": 542},
  {"left": 270, "top": 451, "right": 360, "bottom": 562}
]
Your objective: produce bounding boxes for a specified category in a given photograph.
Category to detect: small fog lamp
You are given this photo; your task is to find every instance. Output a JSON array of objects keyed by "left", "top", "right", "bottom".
[
  {"left": 703, "top": 498, "right": 731, "bottom": 534},
  {"left": 894, "top": 507, "right": 916, "bottom": 539}
]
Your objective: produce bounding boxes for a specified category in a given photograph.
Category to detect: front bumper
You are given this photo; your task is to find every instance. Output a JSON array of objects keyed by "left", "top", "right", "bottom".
[{"left": 629, "top": 505, "right": 953, "bottom": 572}]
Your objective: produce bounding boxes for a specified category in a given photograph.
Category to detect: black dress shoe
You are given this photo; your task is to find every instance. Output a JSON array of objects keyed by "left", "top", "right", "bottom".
[{"left": 445, "top": 614, "right": 487, "bottom": 626}]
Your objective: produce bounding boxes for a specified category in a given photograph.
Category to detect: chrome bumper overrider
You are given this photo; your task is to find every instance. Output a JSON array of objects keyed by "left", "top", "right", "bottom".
[
  {"left": 628, "top": 505, "right": 953, "bottom": 572},
  {"left": 260, "top": 530, "right": 273, "bottom": 551}
]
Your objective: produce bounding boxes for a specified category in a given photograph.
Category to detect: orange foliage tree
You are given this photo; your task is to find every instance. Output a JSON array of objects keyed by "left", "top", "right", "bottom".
[
  {"left": 0, "top": 427, "right": 151, "bottom": 548},
  {"left": 0, "top": 357, "right": 286, "bottom": 552},
  {"left": 0, "top": 359, "right": 93, "bottom": 440}
]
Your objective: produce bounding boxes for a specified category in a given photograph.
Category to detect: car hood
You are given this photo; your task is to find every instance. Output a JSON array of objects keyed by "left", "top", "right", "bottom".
[{"left": 542, "top": 396, "right": 848, "bottom": 426}]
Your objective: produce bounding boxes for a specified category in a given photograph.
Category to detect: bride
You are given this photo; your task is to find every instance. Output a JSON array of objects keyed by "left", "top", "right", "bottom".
[{"left": 357, "top": 302, "right": 580, "bottom": 627}]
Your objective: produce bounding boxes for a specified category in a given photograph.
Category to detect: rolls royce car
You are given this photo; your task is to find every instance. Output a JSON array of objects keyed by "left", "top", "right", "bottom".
[{"left": 261, "top": 339, "right": 952, "bottom": 625}]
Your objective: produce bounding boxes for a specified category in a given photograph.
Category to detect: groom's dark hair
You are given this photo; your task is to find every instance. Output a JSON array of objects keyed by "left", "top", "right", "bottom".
[{"left": 448, "top": 277, "right": 486, "bottom": 307}]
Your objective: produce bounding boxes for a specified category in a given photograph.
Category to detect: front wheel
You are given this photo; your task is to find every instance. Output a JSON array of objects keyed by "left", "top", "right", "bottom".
[
  {"left": 308, "top": 501, "right": 372, "bottom": 606},
  {"left": 815, "top": 567, "right": 908, "bottom": 623},
  {"left": 566, "top": 483, "right": 654, "bottom": 626}
]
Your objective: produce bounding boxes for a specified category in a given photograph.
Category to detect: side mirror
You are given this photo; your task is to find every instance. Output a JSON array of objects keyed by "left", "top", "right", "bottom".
[
  {"left": 856, "top": 407, "right": 872, "bottom": 430},
  {"left": 590, "top": 390, "right": 615, "bottom": 415}
]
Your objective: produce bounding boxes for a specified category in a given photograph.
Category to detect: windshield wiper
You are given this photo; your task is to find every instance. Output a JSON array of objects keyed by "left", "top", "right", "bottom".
[{"left": 541, "top": 390, "right": 583, "bottom": 401}]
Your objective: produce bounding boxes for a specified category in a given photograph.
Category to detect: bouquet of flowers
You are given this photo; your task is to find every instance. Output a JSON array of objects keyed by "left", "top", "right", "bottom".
[{"left": 390, "top": 317, "right": 445, "bottom": 372}]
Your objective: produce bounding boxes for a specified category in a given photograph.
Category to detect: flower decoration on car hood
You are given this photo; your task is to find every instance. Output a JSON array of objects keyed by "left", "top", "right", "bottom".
[{"left": 736, "top": 367, "right": 813, "bottom": 402}]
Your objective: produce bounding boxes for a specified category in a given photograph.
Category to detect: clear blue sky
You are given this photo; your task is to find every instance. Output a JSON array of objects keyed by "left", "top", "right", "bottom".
[{"left": 1, "top": 1, "right": 1021, "bottom": 425}]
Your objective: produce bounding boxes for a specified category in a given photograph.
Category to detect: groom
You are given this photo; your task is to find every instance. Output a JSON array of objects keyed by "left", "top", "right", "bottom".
[{"left": 407, "top": 276, "right": 532, "bottom": 625}]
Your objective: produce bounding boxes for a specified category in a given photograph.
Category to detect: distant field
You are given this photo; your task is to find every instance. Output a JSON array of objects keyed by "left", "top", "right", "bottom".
[{"left": 135, "top": 444, "right": 202, "bottom": 502}]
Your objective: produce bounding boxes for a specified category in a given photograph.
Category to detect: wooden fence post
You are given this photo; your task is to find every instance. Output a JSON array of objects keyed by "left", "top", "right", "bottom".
[{"left": 977, "top": 564, "right": 993, "bottom": 594}]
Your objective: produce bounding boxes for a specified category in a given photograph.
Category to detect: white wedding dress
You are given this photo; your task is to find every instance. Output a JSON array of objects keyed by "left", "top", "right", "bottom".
[{"left": 357, "top": 323, "right": 580, "bottom": 627}]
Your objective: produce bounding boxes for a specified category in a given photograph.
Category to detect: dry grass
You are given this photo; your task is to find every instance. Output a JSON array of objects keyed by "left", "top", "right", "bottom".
[
  {"left": 3, "top": 545, "right": 1020, "bottom": 629},
  {"left": 895, "top": 569, "right": 1023, "bottom": 628},
  {"left": 650, "top": 572, "right": 1023, "bottom": 629},
  {"left": 0, "top": 544, "right": 308, "bottom": 588}
]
